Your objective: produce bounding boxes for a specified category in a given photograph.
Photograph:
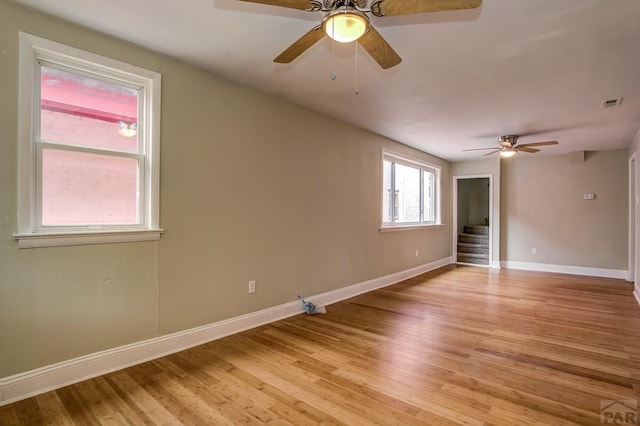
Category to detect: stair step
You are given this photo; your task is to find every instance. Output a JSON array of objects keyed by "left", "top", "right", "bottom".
[
  {"left": 458, "top": 233, "right": 489, "bottom": 244},
  {"left": 457, "top": 225, "right": 490, "bottom": 265},
  {"left": 456, "top": 252, "right": 488, "bottom": 259},
  {"left": 457, "top": 244, "right": 489, "bottom": 254},
  {"left": 457, "top": 242, "right": 489, "bottom": 249},
  {"left": 457, "top": 255, "right": 490, "bottom": 265},
  {"left": 464, "top": 225, "right": 489, "bottom": 235}
]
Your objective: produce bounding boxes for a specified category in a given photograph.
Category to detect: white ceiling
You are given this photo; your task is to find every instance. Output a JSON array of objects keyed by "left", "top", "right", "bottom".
[{"left": 12, "top": 0, "right": 640, "bottom": 161}]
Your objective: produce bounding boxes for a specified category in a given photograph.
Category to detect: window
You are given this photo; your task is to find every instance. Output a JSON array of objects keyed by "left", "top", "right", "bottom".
[
  {"left": 381, "top": 150, "right": 441, "bottom": 228},
  {"left": 16, "top": 33, "right": 162, "bottom": 248}
]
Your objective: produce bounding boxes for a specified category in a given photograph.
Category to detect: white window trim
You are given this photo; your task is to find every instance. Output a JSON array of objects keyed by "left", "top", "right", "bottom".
[
  {"left": 380, "top": 148, "right": 442, "bottom": 230},
  {"left": 379, "top": 223, "right": 445, "bottom": 232},
  {"left": 15, "top": 32, "right": 162, "bottom": 248}
]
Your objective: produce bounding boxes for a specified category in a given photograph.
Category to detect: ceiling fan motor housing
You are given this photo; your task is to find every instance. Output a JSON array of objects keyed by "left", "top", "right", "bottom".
[{"left": 499, "top": 135, "right": 518, "bottom": 147}]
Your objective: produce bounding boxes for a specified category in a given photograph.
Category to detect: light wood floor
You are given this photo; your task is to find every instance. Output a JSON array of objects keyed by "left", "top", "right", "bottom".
[{"left": 2, "top": 265, "right": 640, "bottom": 425}]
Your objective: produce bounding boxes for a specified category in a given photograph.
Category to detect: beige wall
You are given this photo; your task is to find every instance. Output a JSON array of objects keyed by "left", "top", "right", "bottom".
[
  {"left": 629, "top": 128, "right": 640, "bottom": 156},
  {"left": 0, "top": 1, "right": 450, "bottom": 377},
  {"left": 500, "top": 150, "right": 627, "bottom": 269}
]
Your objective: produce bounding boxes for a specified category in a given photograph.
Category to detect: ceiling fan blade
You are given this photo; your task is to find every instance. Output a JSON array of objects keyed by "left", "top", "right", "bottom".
[
  {"left": 274, "top": 26, "right": 325, "bottom": 63},
  {"left": 357, "top": 26, "right": 402, "bottom": 69},
  {"left": 238, "top": 0, "right": 317, "bottom": 11},
  {"left": 517, "top": 140, "right": 559, "bottom": 148},
  {"left": 481, "top": 150, "right": 501, "bottom": 156},
  {"left": 517, "top": 147, "right": 540, "bottom": 153},
  {"left": 499, "top": 141, "right": 513, "bottom": 148},
  {"left": 376, "top": 0, "right": 482, "bottom": 17},
  {"left": 462, "top": 147, "right": 500, "bottom": 151}
]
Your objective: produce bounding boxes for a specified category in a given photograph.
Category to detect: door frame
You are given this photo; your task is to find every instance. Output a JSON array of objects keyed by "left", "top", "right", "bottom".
[
  {"left": 628, "top": 153, "right": 637, "bottom": 283},
  {"left": 452, "top": 174, "right": 496, "bottom": 268}
]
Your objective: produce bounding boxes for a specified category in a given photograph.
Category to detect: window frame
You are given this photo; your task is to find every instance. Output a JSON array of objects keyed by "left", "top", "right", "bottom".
[
  {"left": 381, "top": 149, "right": 442, "bottom": 230},
  {"left": 15, "top": 33, "right": 162, "bottom": 248}
]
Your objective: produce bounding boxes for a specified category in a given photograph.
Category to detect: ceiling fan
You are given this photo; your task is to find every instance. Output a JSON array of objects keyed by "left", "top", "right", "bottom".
[
  {"left": 463, "top": 135, "right": 559, "bottom": 158},
  {"left": 239, "top": 0, "right": 483, "bottom": 69}
]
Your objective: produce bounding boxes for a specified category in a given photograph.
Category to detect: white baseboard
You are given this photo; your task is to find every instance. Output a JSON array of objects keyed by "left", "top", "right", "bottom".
[
  {"left": 312, "top": 256, "right": 453, "bottom": 308},
  {"left": 0, "top": 256, "right": 452, "bottom": 406},
  {"left": 501, "top": 261, "right": 627, "bottom": 280},
  {"left": 634, "top": 288, "right": 640, "bottom": 307}
]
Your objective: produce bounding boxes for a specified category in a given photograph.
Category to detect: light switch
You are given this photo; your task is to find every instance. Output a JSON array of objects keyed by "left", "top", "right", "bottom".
[{"left": 583, "top": 193, "right": 595, "bottom": 200}]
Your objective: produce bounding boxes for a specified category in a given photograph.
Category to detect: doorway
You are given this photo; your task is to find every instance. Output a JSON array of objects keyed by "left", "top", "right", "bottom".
[{"left": 453, "top": 175, "right": 493, "bottom": 266}]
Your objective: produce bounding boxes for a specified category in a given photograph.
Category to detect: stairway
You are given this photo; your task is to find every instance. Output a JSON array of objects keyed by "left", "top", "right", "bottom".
[{"left": 457, "top": 225, "right": 489, "bottom": 265}]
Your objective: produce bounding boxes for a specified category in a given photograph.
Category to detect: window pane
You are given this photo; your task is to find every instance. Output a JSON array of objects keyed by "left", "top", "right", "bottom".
[
  {"left": 423, "top": 170, "right": 435, "bottom": 222},
  {"left": 382, "top": 160, "right": 393, "bottom": 223},
  {"left": 41, "top": 149, "right": 139, "bottom": 226},
  {"left": 395, "top": 163, "right": 420, "bottom": 223},
  {"left": 40, "top": 66, "right": 139, "bottom": 153}
]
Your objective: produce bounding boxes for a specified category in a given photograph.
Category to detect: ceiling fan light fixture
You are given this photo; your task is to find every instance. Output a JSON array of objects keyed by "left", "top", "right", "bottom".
[
  {"left": 322, "top": 8, "right": 369, "bottom": 43},
  {"left": 500, "top": 149, "right": 516, "bottom": 158}
]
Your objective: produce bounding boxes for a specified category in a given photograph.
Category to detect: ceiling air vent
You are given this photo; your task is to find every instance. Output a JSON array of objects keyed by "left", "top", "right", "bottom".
[{"left": 601, "top": 97, "right": 623, "bottom": 108}]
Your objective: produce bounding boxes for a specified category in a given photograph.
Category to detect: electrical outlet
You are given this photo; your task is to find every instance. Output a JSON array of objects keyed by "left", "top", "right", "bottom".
[
  {"left": 248, "top": 280, "right": 256, "bottom": 294},
  {"left": 415, "top": 250, "right": 419, "bottom": 257},
  {"left": 532, "top": 248, "right": 537, "bottom": 255}
]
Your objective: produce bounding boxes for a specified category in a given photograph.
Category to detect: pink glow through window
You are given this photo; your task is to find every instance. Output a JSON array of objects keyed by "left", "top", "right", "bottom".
[{"left": 39, "top": 65, "right": 140, "bottom": 226}]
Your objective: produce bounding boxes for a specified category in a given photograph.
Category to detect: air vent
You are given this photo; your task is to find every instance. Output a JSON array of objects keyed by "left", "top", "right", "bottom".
[{"left": 601, "top": 97, "right": 623, "bottom": 108}]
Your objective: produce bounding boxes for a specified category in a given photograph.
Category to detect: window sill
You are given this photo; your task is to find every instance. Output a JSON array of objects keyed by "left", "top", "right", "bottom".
[
  {"left": 14, "top": 229, "right": 163, "bottom": 248},
  {"left": 379, "top": 224, "right": 444, "bottom": 232}
]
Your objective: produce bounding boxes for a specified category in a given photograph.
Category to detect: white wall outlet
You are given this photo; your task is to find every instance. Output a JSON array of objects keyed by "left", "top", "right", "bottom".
[
  {"left": 415, "top": 250, "right": 419, "bottom": 257},
  {"left": 532, "top": 248, "right": 537, "bottom": 255},
  {"left": 248, "top": 280, "right": 256, "bottom": 294},
  {"left": 584, "top": 193, "right": 595, "bottom": 200}
]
